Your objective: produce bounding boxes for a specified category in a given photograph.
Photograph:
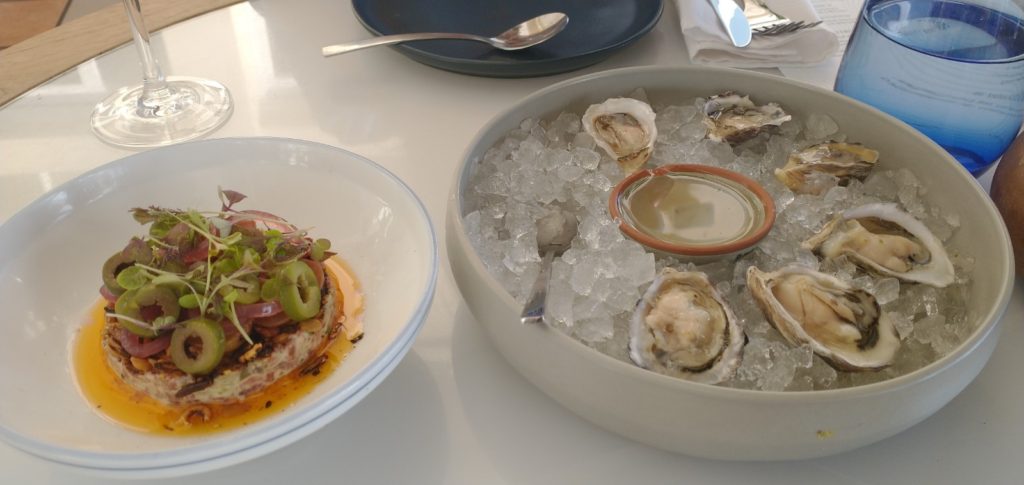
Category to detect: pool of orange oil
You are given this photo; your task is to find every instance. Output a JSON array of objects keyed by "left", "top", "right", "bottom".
[{"left": 72, "top": 258, "right": 363, "bottom": 435}]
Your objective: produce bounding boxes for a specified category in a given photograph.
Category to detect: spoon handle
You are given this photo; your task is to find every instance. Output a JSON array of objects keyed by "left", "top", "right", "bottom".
[
  {"left": 322, "top": 32, "right": 491, "bottom": 57},
  {"left": 520, "top": 250, "right": 556, "bottom": 325}
]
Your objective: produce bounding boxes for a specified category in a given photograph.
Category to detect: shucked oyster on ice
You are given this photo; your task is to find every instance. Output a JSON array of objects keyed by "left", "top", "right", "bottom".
[
  {"left": 629, "top": 268, "right": 745, "bottom": 384},
  {"left": 703, "top": 92, "right": 791, "bottom": 145},
  {"left": 775, "top": 142, "right": 879, "bottom": 195},
  {"left": 747, "top": 266, "right": 899, "bottom": 371},
  {"left": 803, "top": 203, "right": 954, "bottom": 287},
  {"left": 582, "top": 97, "right": 657, "bottom": 173}
]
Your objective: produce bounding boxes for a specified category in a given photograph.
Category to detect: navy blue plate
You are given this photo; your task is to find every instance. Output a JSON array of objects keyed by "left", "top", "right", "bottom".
[{"left": 351, "top": 0, "right": 664, "bottom": 78}]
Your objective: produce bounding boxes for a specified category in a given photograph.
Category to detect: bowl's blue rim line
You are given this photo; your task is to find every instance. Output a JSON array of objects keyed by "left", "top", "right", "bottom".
[
  {"left": 349, "top": 0, "right": 665, "bottom": 67},
  {"left": 0, "top": 136, "right": 440, "bottom": 471},
  {"left": 449, "top": 64, "right": 1016, "bottom": 402}
]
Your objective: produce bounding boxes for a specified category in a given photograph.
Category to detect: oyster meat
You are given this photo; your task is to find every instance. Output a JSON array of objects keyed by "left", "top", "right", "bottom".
[
  {"left": 803, "top": 203, "right": 954, "bottom": 287},
  {"left": 775, "top": 142, "right": 880, "bottom": 195},
  {"left": 629, "top": 268, "right": 744, "bottom": 384},
  {"left": 703, "top": 92, "right": 791, "bottom": 145},
  {"left": 582, "top": 97, "right": 657, "bottom": 173},
  {"left": 747, "top": 266, "right": 899, "bottom": 371}
]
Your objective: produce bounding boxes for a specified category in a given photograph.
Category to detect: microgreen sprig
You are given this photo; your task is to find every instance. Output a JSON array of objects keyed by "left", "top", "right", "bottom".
[{"left": 121, "top": 189, "right": 331, "bottom": 350}]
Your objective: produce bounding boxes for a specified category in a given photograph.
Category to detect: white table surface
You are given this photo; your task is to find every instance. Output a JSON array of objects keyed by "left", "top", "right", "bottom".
[{"left": 1, "top": 1, "right": 1022, "bottom": 483}]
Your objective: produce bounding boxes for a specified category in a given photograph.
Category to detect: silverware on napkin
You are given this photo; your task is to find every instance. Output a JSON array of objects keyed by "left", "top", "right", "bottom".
[
  {"left": 737, "top": 0, "right": 824, "bottom": 36},
  {"left": 705, "top": 0, "right": 752, "bottom": 47}
]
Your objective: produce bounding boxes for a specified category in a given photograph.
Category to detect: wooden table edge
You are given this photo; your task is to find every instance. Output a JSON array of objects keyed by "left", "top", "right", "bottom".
[{"left": 0, "top": 0, "right": 244, "bottom": 108}]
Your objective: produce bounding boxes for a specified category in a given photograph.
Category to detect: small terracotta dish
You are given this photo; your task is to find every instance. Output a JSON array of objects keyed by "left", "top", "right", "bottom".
[{"left": 608, "top": 164, "right": 775, "bottom": 261}]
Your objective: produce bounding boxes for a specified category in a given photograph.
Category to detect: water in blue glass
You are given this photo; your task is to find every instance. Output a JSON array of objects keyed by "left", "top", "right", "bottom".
[{"left": 835, "top": 0, "right": 1024, "bottom": 175}]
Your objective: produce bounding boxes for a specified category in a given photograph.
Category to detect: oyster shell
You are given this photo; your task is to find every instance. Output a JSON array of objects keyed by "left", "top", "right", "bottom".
[
  {"left": 775, "top": 142, "right": 880, "bottom": 195},
  {"left": 629, "top": 268, "right": 744, "bottom": 384},
  {"left": 803, "top": 203, "right": 954, "bottom": 287},
  {"left": 703, "top": 92, "right": 791, "bottom": 144},
  {"left": 747, "top": 266, "right": 899, "bottom": 371},
  {"left": 582, "top": 97, "right": 657, "bottom": 173}
]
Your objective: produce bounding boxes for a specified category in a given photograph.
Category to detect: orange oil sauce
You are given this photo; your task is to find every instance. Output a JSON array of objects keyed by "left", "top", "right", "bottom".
[{"left": 72, "top": 258, "right": 363, "bottom": 435}]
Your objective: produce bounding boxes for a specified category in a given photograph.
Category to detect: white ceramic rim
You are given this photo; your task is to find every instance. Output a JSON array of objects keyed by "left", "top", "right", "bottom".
[
  {"left": 0, "top": 137, "right": 439, "bottom": 472},
  {"left": 451, "top": 65, "right": 1015, "bottom": 402}
]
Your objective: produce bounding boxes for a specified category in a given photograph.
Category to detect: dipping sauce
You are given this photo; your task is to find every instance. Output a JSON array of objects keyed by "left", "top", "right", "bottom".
[
  {"left": 608, "top": 164, "right": 775, "bottom": 258},
  {"left": 622, "top": 172, "right": 765, "bottom": 246},
  {"left": 72, "top": 258, "right": 363, "bottom": 436}
]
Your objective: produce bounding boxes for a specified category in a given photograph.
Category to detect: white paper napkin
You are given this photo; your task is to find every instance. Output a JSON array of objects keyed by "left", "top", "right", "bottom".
[{"left": 678, "top": 0, "right": 840, "bottom": 68}]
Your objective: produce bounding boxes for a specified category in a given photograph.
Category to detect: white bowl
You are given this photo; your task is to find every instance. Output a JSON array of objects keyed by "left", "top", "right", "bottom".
[
  {"left": 0, "top": 138, "right": 437, "bottom": 477},
  {"left": 446, "top": 66, "right": 1015, "bottom": 460}
]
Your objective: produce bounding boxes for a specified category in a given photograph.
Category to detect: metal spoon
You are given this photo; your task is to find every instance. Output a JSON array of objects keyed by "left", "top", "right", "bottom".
[
  {"left": 520, "top": 210, "right": 578, "bottom": 325},
  {"left": 322, "top": 12, "right": 569, "bottom": 57}
]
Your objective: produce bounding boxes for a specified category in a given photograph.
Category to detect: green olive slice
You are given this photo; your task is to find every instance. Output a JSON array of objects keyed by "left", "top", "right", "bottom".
[
  {"left": 278, "top": 260, "right": 321, "bottom": 321},
  {"left": 135, "top": 285, "right": 181, "bottom": 321},
  {"left": 114, "top": 289, "right": 149, "bottom": 336},
  {"left": 113, "top": 290, "right": 151, "bottom": 338},
  {"left": 170, "top": 318, "right": 225, "bottom": 375},
  {"left": 114, "top": 285, "right": 180, "bottom": 337},
  {"left": 101, "top": 239, "right": 155, "bottom": 295},
  {"left": 102, "top": 252, "right": 133, "bottom": 296}
]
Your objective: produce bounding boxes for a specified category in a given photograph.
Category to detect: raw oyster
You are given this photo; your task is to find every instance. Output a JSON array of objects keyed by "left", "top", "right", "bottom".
[
  {"left": 703, "top": 92, "right": 791, "bottom": 144},
  {"left": 629, "top": 268, "right": 744, "bottom": 384},
  {"left": 582, "top": 97, "right": 657, "bottom": 173},
  {"left": 803, "top": 203, "right": 954, "bottom": 287},
  {"left": 775, "top": 142, "right": 879, "bottom": 195},
  {"left": 747, "top": 266, "right": 899, "bottom": 371}
]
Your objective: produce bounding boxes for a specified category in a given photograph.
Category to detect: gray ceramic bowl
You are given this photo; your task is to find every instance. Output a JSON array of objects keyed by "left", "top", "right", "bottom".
[{"left": 446, "top": 66, "right": 1014, "bottom": 460}]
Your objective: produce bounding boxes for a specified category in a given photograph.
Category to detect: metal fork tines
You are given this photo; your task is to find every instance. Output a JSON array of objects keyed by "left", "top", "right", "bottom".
[
  {"left": 756, "top": 19, "right": 823, "bottom": 35},
  {"left": 735, "top": 0, "right": 823, "bottom": 36}
]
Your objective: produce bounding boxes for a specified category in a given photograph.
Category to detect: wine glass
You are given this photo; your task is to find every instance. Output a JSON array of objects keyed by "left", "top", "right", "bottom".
[{"left": 90, "top": 0, "right": 233, "bottom": 148}]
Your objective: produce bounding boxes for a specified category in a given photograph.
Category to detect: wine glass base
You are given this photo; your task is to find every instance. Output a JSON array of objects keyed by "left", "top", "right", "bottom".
[{"left": 91, "top": 76, "right": 233, "bottom": 148}]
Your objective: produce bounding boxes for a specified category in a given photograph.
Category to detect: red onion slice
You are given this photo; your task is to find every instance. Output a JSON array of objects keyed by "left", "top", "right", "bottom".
[
  {"left": 99, "top": 286, "right": 119, "bottom": 305},
  {"left": 114, "top": 327, "right": 171, "bottom": 358},
  {"left": 235, "top": 300, "right": 283, "bottom": 320},
  {"left": 253, "top": 312, "right": 293, "bottom": 328}
]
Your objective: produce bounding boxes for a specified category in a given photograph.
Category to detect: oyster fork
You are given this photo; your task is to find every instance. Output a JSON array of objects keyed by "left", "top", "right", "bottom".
[{"left": 734, "top": 0, "right": 823, "bottom": 36}]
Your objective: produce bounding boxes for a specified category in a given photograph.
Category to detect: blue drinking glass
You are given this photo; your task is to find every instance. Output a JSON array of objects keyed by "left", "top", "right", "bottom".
[{"left": 835, "top": 0, "right": 1024, "bottom": 175}]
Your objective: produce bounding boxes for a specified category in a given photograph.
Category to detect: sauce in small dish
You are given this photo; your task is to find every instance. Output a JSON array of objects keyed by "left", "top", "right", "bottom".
[{"left": 609, "top": 164, "right": 775, "bottom": 261}]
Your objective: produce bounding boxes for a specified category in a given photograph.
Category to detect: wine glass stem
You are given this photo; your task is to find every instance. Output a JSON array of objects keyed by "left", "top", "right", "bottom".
[{"left": 123, "top": 0, "right": 170, "bottom": 107}]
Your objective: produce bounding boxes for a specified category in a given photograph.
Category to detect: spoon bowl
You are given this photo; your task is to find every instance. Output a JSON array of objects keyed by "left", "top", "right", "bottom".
[{"left": 322, "top": 12, "right": 569, "bottom": 57}]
